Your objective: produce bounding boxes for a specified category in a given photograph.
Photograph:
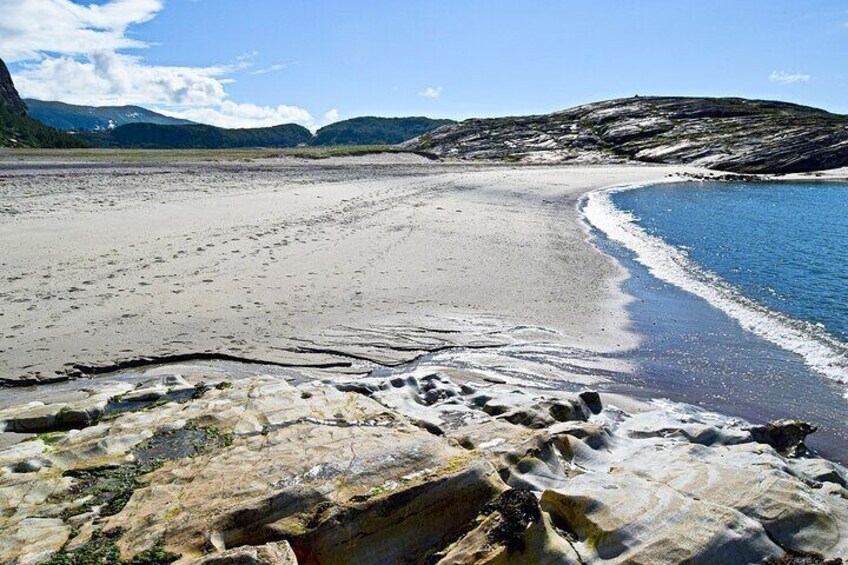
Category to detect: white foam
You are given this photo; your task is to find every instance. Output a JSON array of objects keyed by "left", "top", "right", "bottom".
[{"left": 582, "top": 183, "right": 848, "bottom": 396}]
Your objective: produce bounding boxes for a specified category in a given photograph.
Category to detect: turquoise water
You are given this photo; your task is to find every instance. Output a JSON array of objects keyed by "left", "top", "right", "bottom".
[{"left": 583, "top": 181, "right": 848, "bottom": 460}]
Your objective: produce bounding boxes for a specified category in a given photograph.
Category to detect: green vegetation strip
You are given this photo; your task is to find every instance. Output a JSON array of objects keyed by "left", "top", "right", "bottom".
[{"left": 0, "top": 145, "right": 397, "bottom": 162}]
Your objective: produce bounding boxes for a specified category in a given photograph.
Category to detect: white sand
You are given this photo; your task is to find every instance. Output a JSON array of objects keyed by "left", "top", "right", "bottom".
[{"left": 0, "top": 155, "right": 705, "bottom": 382}]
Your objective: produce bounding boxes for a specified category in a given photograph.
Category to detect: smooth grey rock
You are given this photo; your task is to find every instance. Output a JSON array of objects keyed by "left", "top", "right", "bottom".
[{"left": 542, "top": 471, "right": 784, "bottom": 564}]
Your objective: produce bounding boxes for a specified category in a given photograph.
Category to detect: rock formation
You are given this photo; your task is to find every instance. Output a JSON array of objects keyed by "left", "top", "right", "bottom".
[
  {"left": 403, "top": 96, "right": 848, "bottom": 174},
  {"left": 0, "top": 58, "right": 87, "bottom": 148},
  {"left": 1, "top": 361, "right": 846, "bottom": 564},
  {"left": 0, "top": 58, "right": 27, "bottom": 115}
]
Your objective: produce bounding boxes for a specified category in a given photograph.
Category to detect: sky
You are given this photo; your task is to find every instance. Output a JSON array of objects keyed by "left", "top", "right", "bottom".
[{"left": 1, "top": 0, "right": 846, "bottom": 129}]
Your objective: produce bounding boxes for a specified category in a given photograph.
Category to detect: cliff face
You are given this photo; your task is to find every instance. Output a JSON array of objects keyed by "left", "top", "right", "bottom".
[
  {"left": 404, "top": 96, "right": 848, "bottom": 174},
  {"left": 0, "top": 58, "right": 27, "bottom": 115},
  {"left": 0, "top": 58, "right": 88, "bottom": 148}
]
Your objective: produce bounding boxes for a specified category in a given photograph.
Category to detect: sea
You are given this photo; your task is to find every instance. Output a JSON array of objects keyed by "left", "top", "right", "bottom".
[{"left": 583, "top": 180, "right": 848, "bottom": 462}]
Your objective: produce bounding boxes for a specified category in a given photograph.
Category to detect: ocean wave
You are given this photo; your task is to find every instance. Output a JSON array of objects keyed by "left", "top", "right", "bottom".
[{"left": 581, "top": 183, "right": 848, "bottom": 396}]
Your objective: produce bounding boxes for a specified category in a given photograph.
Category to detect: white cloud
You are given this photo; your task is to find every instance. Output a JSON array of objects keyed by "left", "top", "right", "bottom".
[
  {"left": 158, "top": 101, "right": 313, "bottom": 129},
  {"left": 251, "top": 62, "right": 297, "bottom": 76},
  {"left": 0, "top": 0, "right": 316, "bottom": 129},
  {"left": 14, "top": 51, "right": 229, "bottom": 107},
  {"left": 769, "top": 70, "right": 811, "bottom": 84},
  {"left": 0, "top": 0, "right": 163, "bottom": 62},
  {"left": 418, "top": 86, "right": 443, "bottom": 98},
  {"left": 322, "top": 109, "right": 340, "bottom": 124}
]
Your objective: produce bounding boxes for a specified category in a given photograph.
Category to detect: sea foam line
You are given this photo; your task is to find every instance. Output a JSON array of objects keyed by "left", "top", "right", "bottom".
[{"left": 581, "top": 182, "right": 848, "bottom": 395}]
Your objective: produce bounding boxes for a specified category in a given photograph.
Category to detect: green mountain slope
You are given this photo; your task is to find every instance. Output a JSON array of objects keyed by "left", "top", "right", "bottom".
[
  {"left": 24, "top": 99, "right": 195, "bottom": 131},
  {"left": 80, "top": 122, "right": 313, "bottom": 149},
  {"left": 312, "top": 116, "right": 454, "bottom": 146}
]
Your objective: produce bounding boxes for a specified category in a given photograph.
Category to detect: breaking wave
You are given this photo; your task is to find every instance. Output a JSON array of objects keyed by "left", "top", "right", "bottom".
[{"left": 581, "top": 183, "right": 848, "bottom": 396}]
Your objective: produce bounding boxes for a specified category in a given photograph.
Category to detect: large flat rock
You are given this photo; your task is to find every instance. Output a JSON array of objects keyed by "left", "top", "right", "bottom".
[{"left": 0, "top": 363, "right": 846, "bottom": 564}]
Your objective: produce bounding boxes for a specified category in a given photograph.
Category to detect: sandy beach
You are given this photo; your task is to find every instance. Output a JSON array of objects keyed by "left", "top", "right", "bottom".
[
  {"left": 4, "top": 153, "right": 848, "bottom": 564},
  {"left": 0, "top": 154, "right": 699, "bottom": 384}
]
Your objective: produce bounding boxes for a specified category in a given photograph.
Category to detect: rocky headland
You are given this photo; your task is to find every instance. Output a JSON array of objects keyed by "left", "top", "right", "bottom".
[{"left": 403, "top": 96, "right": 848, "bottom": 174}]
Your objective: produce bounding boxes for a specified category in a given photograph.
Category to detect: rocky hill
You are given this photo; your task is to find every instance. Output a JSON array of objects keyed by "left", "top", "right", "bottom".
[
  {"left": 312, "top": 116, "right": 454, "bottom": 146},
  {"left": 404, "top": 96, "right": 848, "bottom": 174},
  {"left": 0, "top": 58, "right": 87, "bottom": 148},
  {"left": 24, "top": 99, "right": 195, "bottom": 131},
  {"left": 0, "top": 58, "right": 27, "bottom": 115}
]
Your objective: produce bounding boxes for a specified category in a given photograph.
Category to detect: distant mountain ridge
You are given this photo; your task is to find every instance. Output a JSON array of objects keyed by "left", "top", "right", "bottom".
[
  {"left": 27, "top": 105, "right": 454, "bottom": 148},
  {"left": 402, "top": 96, "right": 848, "bottom": 174},
  {"left": 24, "top": 99, "right": 195, "bottom": 131},
  {"left": 80, "top": 116, "right": 456, "bottom": 149},
  {"left": 79, "top": 122, "right": 314, "bottom": 149}
]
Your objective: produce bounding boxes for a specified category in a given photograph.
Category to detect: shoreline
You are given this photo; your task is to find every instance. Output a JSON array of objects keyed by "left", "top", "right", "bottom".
[
  {"left": 581, "top": 176, "right": 848, "bottom": 461},
  {"left": 583, "top": 178, "right": 848, "bottom": 387}
]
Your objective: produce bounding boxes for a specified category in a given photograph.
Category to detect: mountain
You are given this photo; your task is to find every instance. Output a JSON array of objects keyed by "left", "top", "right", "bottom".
[
  {"left": 312, "top": 116, "right": 454, "bottom": 146},
  {"left": 80, "top": 122, "right": 313, "bottom": 149},
  {"left": 0, "top": 58, "right": 87, "bottom": 148},
  {"left": 0, "top": 59, "right": 27, "bottom": 115},
  {"left": 24, "top": 99, "right": 195, "bottom": 131},
  {"left": 79, "top": 116, "right": 452, "bottom": 149},
  {"left": 402, "top": 96, "right": 848, "bottom": 174}
]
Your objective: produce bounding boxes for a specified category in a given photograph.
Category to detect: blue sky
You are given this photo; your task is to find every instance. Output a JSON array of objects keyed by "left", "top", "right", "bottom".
[{"left": 1, "top": 0, "right": 846, "bottom": 128}]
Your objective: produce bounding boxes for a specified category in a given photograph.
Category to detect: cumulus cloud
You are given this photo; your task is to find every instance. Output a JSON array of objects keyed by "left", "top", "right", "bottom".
[
  {"left": 0, "top": 0, "right": 163, "bottom": 62},
  {"left": 418, "top": 86, "right": 443, "bottom": 98},
  {"left": 0, "top": 0, "right": 317, "bottom": 129},
  {"left": 15, "top": 51, "right": 229, "bottom": 107},
  {"left": 769, "top": 70, "right": 811, "bottom": 84},
  {"left": 322, "top": 109, "right": 340, "bottom": 124},
  {"left": 158, "top": 101, "right": 314, "bottom": 129}
]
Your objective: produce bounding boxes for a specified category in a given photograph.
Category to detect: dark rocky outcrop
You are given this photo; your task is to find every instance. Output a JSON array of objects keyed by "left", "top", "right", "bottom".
[
  {"left": 402, "top": 96, "right": 848, "bottom": 174},
  {"left": 0, "top": 58, "right": 27, "bottom": 115},
  {"left": 0, "top": 57, "right": 87, "bottom": 148},
  {"left": 750, "top": 419, "right": 818, "bottom": 457}
]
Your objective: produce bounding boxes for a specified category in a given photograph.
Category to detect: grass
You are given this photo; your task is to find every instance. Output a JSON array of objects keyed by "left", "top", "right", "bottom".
[
  {"left": 0, "top": 145, "right": 400, "bottom": 163},
  {"left": 35, "top": 430, "right": 68, "bottom": 444}
]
